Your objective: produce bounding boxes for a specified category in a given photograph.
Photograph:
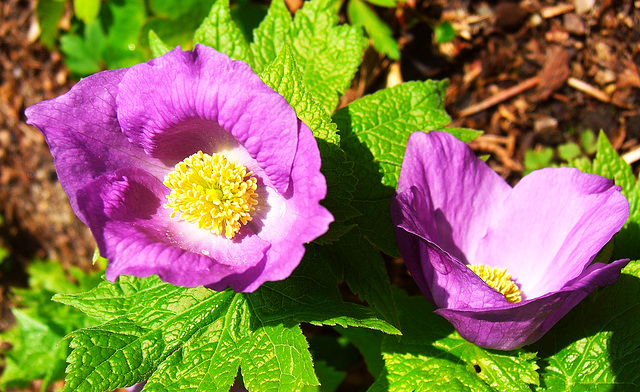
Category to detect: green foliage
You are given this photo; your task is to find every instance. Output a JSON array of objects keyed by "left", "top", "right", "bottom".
[
  {"left": 523, "top": 130, "right": 599, "bottom": 174},
  {"left": 194, "top": 0, "right": 365, "bottom": 112},
  {"left": 347, "top": 0, "right": 400, "bottom": 60},
  {"left": 319, "top": 229, "right": 399, "bottom": 328},
  {"left": 531, "top": 260, "right": 640, "bottom": 391},
  {"left": 36, "top": 0, "right": 66, "bottom": 49},
  {"left": 333, "top": 80, "right": 480, "bottom": 255},
  {"left": 0, "top": 260, "right": 101, "bottom": 390},
  {"left": 194, "top": 0, "right": 254, "bottom": 64},
  {"left": 73, "top": 0, "right": 101, "bottom": 25},
  {"left": 524, "top": 146, "right": 554, "bottom": 174},
  {"left": 54, "top": 253, "right": 398, "bottom": 392},
  {"left": 434, "top": 21, "right": 456, "bottom": 44},
  {"left": 369, "top": 289, "right": 539, "bottom": 391},
  {"left": 148, "top": 30, "right": 172, "bottom": 58}
]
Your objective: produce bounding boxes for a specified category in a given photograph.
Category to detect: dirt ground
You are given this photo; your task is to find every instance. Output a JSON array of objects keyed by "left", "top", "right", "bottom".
[{"left": 0, "top": 0, "right": 639, "bottom": 390}]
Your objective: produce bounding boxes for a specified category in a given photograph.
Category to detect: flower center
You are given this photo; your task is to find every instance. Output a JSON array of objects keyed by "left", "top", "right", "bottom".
[
  {"left": 163, "top": 151, "right": 258, "bottom": 239},
  {"left": 468, "top": 264, "right": 522, "bottom": 303}
]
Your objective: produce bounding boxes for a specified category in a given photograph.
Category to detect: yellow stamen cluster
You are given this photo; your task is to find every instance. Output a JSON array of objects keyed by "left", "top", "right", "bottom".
[
  {"left": 468, "top": 264, "right": 522, "bottom": 303},
  {"left": 163, "top": 151, "right": 258, "bottom": 239}
]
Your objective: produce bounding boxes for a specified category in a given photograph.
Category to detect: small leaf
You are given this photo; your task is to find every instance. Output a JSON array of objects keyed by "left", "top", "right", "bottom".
[
  {"left": 434, "top": 21, "right": 455, "bottom": 43},
  {"left": 194, "top": 0, "right": 253, "bottom": 64},
  {"left": 347, "top": 0, "right": 400, "bottom": 60},
  {"left": 557, "top": 142, "right": 581, "bottom": 161},
  {"left": 250, "top": 0, "right": 293, "bottom": 73},
  {"left": 148, "top": 30, "right": 172, "bottom": 58},
  {"left": 36, "top": 0, "right": 66, "bottom": 49},
  {"left": 74, "top": 0, "right": 101, "bottom": 25},
  {"left": 288, "top": 0, "right": 365, "bottom": 112}
]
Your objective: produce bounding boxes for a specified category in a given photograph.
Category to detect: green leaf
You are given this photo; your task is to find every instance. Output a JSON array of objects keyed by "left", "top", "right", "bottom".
[
  {"left": 371, "top": 289, "right": 539, "bottom": 392},
  {"left": 60, "top": 20, "right": 105, "bottom": 76},
  {"left": 194, "top": 0, "right": 253, "bottom": 64},
  {"left": 364, "top": 0, "right": 399, "bottom": 7},
  {"left": 320, "top": 229, "right": 399, "bottom": 328},
  {"left": 55, "top": 255, "right": 398, "bottom": 392},
  {"left": 0, "top": 261, "right": 101, "bottom": 390},
  {"left": 102, "top": 0, "right": 146, "bottom": 69},
  {"left": 0, "top": 309, "right": 69, "bottom": 390},
  {"left": 531, "top": 260, "right": 640, "bottom": 391},
  {"left": 348, "top": 0, "right": 400, "bottom": 59},
  {"left": 434, "top": 21, "right": 456, "bottom": 43},
  {"left": 148, "top": 0, "right": 207, "bottom": 19},
  {"left": 523, "top": 146, "right": 554, "bottom": 175},
  {"left": 74, "top": 0, "right": 101, "bottom": 25},
  {"left": 250, "top": 0, "right": 293, "bottom": 73},
  {"left": 569, "top": 131, "right": 640, "bottom": 259},
  {"left": 333, "top": 80, "right": 470, "bottom": 255},
  {"left": 337, "top": 326, "right": 385, "bottom": 378},
  {"left": 36, "top": 0, "right": 66, "bottom": 49},
  {"left": 259, "top": 44, "right": 359, "bottom": 241},
  {"left": 259, "top": 44, "right": 339, "bottom": 145},
  {"left": 557, "top": 142, "right": 581, "bottom": 161},
  {"left": 148, "top": 30, "right": 172, "bottom": 57},
  {"left": 288, "top": 0, "right": 365, "bottom": 112},
  {"left": 302, "top": 360, "right": 346, "bottom": 392}
]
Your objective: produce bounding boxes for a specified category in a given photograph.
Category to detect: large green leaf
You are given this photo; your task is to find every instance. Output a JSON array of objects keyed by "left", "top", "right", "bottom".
[
  {"left": 531, "top": 260, "right": 640, "bottom": 391},
  {"left": 55, "top": 254, "right": 398, "bottom": 392},
  {"left": 371, "top": 289, "right": 539, "bottom": 392}
]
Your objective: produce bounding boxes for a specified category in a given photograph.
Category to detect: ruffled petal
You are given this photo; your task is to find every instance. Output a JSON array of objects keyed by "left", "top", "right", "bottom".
[
  {"left": 397, "top": 131, "right": 511, "bottom": 263},
  {"left": 24, "top": 69, "right": 167, "bottom": 223},
  {"left": 474, "top": 167, "right": 629, "bottom": 298},
  {"left": 435, "top": 258, "right": 629, "bottom": 350},
  {"left": 77, "top": 167, "right": 270, "bottom": 288},
  {"left": 115, "top": 44, "right": 298, "bottom": 194}
]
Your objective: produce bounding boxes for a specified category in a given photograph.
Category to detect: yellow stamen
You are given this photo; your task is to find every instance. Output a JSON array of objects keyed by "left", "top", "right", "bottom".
[
  {"left": 163, "top": 151, "right": 258, "bottom": 239},
  {"left": 468, "top": 264, "right": 522, "bottom": 303}
]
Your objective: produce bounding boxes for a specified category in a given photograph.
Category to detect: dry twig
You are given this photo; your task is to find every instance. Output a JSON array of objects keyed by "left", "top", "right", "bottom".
[{"left": 458, "top": 77, "right": 539, "bottom": 117}]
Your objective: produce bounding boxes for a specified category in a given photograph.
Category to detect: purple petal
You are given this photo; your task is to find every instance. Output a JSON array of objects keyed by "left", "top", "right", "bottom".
[
  {"left": 77, "top": 167, "right": 270, "bottom": 287},
  {"left": 435, "top": 258, "right": 629, "bottom": 350},
  {"left": 392, "top": 186, "right": 509, "bottom": 309},
  {"left": 396, "top": 131, "right": 511, "bottom": 264},
  {"left": 473, "top": 167, "right": 629, "bottom": 298},
  {"left": 115, "top": 44, "right": 298, "bottom": 194},
  {"left": 24, "top": 69, "right": 166, "bottom": 223}
]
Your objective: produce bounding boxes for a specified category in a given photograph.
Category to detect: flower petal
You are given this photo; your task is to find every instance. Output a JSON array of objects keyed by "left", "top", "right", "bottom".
[
  {"left": 435, "top": 258, "right": 629, "bottom": 350},
  {"left": 396, "top": 131, "right": 511, "bottom": 263},
  {"left": 24, "top": 69, "right": 166, "bottom": 223},
  {"left": 77, "top": 167, "right": 270, "bottom": 288},
  {"left": 392, "top": 186, "right": 510, "bottom": 309},
  {"left": 115, "top": 45, "right": 298, "bottom": 194},
  {"left": 473, "top": 167, "right": 629, "bottom": 298}
]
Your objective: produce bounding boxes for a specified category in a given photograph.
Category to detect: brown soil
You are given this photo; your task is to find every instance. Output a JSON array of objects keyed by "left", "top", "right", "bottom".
[{"left": 0, "top": 0, "right": 638, "bottom": 391}]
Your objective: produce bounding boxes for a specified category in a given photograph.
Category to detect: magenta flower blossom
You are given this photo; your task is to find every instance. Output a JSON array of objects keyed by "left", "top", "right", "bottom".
[
  {"left": 391, "top": 131, "right": 630, "bottom": 350},
  {"left": 25, "top": 44, "right": 333, "bottom": 292}
]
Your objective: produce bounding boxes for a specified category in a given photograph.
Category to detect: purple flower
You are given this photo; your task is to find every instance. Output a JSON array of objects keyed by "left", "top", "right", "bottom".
[
  {"left": 25, "top": 44, "right": 333, "bottom": 292},
  {"left": 391, "top": 131, "right": 630, "bottom": 350}
]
